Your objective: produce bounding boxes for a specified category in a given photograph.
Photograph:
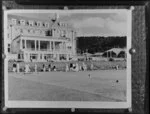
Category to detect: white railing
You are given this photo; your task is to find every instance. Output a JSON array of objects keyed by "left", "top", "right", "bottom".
[{"left": 24, "top": 48, "right": 72, "bottom": 53}]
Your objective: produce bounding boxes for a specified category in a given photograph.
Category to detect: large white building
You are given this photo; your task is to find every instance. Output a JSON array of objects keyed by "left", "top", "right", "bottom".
[{"left": 7, "top": 14, "right": 77, "bottom": 62}]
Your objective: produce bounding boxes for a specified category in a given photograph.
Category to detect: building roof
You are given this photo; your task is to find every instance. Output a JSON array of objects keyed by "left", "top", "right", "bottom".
[
  {"left": 13, "top": 35, "right": 70, "bottom": 42},
  {"left": 105, "top": 48, "right": 126, "bottom": 55},
  {"left": 8, "top": 14, "right": 75, "bottom": 31},
  {"left": 8, "top": 14, "right": 53, "bottom": 26},
  {"left": 93, "top": 52, "right": 104, "bottom": 56}
]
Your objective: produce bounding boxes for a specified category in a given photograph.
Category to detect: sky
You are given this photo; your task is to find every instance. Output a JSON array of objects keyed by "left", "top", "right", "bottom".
[{"left": 11, "top": 11, "right": 127, "bottom": 37}]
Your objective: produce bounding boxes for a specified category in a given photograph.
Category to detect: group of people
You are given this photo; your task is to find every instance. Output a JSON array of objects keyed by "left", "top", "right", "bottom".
[
  {"left": 12, "top": 62, "right": 57, "bottom": 73},
  {"left": 65, "top": 62, "right": 94, "bottom": 72},
  {"left": 12, "top": 62, "right": 95, "bottom": 73}
]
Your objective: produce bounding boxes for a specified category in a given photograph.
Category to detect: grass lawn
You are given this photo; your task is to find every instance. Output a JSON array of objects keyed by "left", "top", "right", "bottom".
[{"left": 8, "top": 70, "right": 126, "bottom": 101}]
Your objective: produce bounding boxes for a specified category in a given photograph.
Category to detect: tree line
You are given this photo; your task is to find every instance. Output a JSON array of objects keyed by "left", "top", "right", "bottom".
[{"left": 76, "top": 36, "right": 127, "bottom": 54}]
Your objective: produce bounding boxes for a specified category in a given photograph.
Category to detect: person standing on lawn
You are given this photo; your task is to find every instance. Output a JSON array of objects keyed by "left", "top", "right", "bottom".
[
  {"left": 43, "top": 64, "right": 46, "bottom": 72},
  {"left": 12, "top": 62, "right": 17, "bottom": 72},
  {"left": 16, "top": 62, "right": 20, "bottom": 73},
  {"left": 34, "top": 63, "right": 37, "bottom": 73},
  {"left": 75, "top": 63, "right": 79, "bottom": 72},
  {"left": 82, "top": 62, "right": 87, "bottom": 71},
  {"left": 90, "top": 63, "right": 94, "bottom": 70},
  {"left": 25, "top": 63, "right": 29, "bottom": 73},
  {"left": 65, "top": 63, "right": 69, "bottom": 72},
  {"left": 48, "top": 63, "right": 51, "bottom": 72}
]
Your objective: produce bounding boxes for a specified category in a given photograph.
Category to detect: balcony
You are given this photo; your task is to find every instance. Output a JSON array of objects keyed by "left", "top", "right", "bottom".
[{"left": 23, "top": 48, "right": 72, "bottom": 54}]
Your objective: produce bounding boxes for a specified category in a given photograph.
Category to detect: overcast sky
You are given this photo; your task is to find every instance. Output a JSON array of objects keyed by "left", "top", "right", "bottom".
[{"left": 12, "top": 12, "right": 127, "bottom": 37}]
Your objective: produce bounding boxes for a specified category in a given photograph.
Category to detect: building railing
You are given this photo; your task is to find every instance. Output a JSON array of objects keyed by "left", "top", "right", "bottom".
[{"left": 24, "top": 48, "right": 72, "bottom": 53}]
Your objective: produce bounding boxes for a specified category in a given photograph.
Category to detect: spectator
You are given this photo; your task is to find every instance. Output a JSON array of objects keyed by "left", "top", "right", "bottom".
[
  {"left": 115, "top": 65, "right": 119, "bottom": 70},
  {"left": 25, "top": 63, "right": 30, "bottom": 73},
  {"left": 17, "top": 62, "right": 20, "bottom": 73},
  {"left": 75, "top": 63, "right": 79, "bottom": 72},
  {"left": 69, "top": 63, "right": 73, "bottom": 71},
  {"left": 43, "top": 64, "right": 46, "bottom": 72},
  {"left": 82, "top": 62, "right": 87, "bottom": 71},
  {"left": 48, "top": 63, "right": 51, "bottom": 72},
  {"left": 34, "top": 64, "right": 37, "bottom": 73},
  {"left": 12, "top": 62, "right": 17, "bottom": 72},
  {"left": 90, "top": 63, "right": 94, "bottom": 70},
  {"left": 52, "top": 65, "right": 56, "bottom": 71},
  {"left": 73, "top": 63, "right": 76, "bottom": 69},
  {"left": 65, "top": 64, "right": 69, "bottom": 72}
]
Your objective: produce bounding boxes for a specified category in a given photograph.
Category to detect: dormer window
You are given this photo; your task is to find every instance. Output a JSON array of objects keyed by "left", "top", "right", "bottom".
[
  {"left": 37, "top": 21, "right": 41, "bottom": 27},
  {"left": 11, "top": 18, "right": 16, "bottom": 25},
  {"left": 43, "top": 23, "right": 45, "bottom": 27},
  {"left": 35, "top": 22, "right": 37, "bottom": 26},
  {"left": 20, "top": 19, "right": 25, "bottom": 25},
  {"left": 26, "top": 21, "right": 29, "bottom": 25},
  {"left": 20, "top": 29, "right": 23, "bottom": 33},
  {"left": 45, "top": 23, "right": 49, "bottom": 28},
  {"left": 18, "top": 20, "right": 21, "bottom": 25},
  {"left": 29, "top": 20, "right": 34, "bottom": 26}
]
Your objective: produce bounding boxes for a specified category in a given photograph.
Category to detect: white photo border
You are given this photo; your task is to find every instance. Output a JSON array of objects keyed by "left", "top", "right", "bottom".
[{"left": 3, "top": 9, "right": 132, "bottom": 109}]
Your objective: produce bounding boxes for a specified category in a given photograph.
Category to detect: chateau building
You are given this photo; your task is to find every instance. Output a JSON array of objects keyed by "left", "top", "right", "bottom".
[{"left": 7, "top": 14, "right": 77, "bottom": 62}]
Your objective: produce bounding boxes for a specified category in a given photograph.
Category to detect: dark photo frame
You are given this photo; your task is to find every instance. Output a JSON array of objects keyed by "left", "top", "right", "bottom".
[{"left": 1, "top": 0, "right": 149, "bottom": 114}]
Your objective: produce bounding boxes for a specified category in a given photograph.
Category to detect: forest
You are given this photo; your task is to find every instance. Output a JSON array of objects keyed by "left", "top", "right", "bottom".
[{"left": 76, "top": 36, "right": 127, "bottom": 54}]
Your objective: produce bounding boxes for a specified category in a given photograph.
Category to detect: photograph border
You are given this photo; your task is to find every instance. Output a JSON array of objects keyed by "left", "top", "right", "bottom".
[{"left": 3, "top": 9, "right": 131, "bottom": 109}]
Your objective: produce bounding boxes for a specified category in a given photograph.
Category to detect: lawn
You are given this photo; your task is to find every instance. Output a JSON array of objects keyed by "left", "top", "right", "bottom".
[{"left": 8, "top": 70, "right": 126, "bottom": 101}]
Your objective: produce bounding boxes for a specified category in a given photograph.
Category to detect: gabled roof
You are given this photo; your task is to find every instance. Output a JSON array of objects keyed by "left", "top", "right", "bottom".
[
  {"left": 105, "top": 48, "right": 126, "bottom": 55},
  {"left": 12, "top": 35, "right": 70, "bottom": 42},
  {"left": 8, "top": 14, "right": 75, "bottom": 31}
]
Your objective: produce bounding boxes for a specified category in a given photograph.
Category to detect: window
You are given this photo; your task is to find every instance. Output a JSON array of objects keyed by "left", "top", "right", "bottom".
[
  {"left": 20, "top": 29, "right": 23, "bottom": 33},
  {"left": 33, "top": 30, "right": 35, "bottom": 33},
  {"left": 45, "top": 23, "right": 49, "bottom": 28},
  {"left": 43, "top": 23, "right": 45, "bottom": 27},
  {"left": 30, "top": 29, "right": 33, "bottom": 33},
  {"left": 26, "top": 21, "right": 29, "bottom": 25},
  {"left": 40, "top": 54, "right": 42, "bottom": 59},
  {"left": 7, "top": 34, "right": 9, "bottom": 39},
  {"left": 18, "top": 20, "right": 21, "bottom": 25},
  {"left": 37, "top": 21, "right": 41, "bottom": 27},
  {"left": 35, "top": 22, "right": 37, "bottom": 26},
  {"left": 22, "top": 40, "right": 25, "bottom": 49},
  {"left": 28, "top": 29, "right": 30, "bottom": 33},
  {"left": 46, "top": 30, "right": 52, "bottom": 36},
  {"left": 20, "top": 20, "right": 25, "bottom": 25},
  {"left": 60, "top": 30, "right": 66, "bottom": 37},
  {"left": 11, "top": 18, "right": 16, "bottom": 25},
  {"left": 8, "top": 44, "right": 10, "bottom": 52},
  {"left": 29, "top": 20, "right": 33, "bottom": 26},
  {"left": 40, "top": 30, "right": 42, "bottom": 34}
]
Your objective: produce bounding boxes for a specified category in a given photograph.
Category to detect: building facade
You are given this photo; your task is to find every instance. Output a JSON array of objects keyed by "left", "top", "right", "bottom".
[{"left": 7, "top": 14, "right": 77, "bottom": 62}]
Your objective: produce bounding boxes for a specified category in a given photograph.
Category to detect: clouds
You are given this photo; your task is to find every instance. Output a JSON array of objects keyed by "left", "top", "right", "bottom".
[
  {"left": 69, "top": 13, "right": 127, "bottom": 36},
  {"left": 72, "top": 17, "right": 105, "bottom": 28},
  {"left": 12, "top": 12, "right": 127, "bottom": 36},
  {"left": 105, "top": 18, "right": 127, "bottom": 36}
]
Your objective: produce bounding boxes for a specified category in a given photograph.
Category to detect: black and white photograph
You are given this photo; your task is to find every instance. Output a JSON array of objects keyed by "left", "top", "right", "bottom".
[{"left": 4, "top": 9, "right": 132, "bottom": 108}]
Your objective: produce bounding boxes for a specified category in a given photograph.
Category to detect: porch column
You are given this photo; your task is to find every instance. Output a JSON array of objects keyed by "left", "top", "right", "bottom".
[
  {"left": 38, "top": 40, "right": 40, "bottom": 51},
  {"left": 57, "top": 54, "right": 59, "bottom": 61},
  {"left": 64, "top": 42, "right": 66, "bottom": 51},
  {"left": 25, "top": 40, "right": 27, "bottom": 49},
  {"left": 49, "top": 41, "right": 51, "bottom": 51},
  {"left": 53, "top": 41, "right": 55, "bottom": 51},
  {"left": 34, "top": 40, "right": 36, "bottom": 50},
  {"left": 66, "top": 54, "right": 69, "bottom": 61},
  {"left": 20, "top": 39, "right": 22, "bottom": 49},
  {"left": 51, "top": 41, "right": 53, "bottom": 51}
]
